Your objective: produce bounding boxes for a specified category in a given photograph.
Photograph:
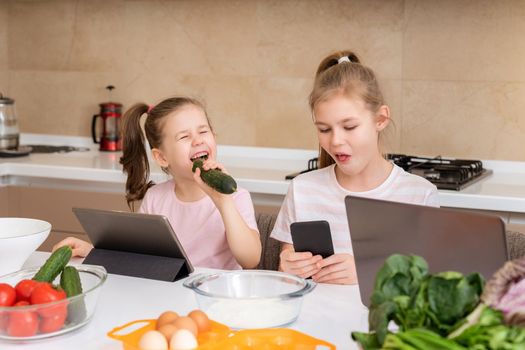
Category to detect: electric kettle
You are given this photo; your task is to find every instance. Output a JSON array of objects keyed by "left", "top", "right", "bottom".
[{"left": 0, "top": 93, "right": 19, "bottom": 150}]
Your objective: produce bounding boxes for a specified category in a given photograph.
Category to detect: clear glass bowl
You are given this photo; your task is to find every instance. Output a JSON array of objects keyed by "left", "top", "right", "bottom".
[
  {"left": 0, "top": 264, "right": 107, "bottom": 341},
  {"left": 183, "top": 270, "right": 316, "bottom": 329}
]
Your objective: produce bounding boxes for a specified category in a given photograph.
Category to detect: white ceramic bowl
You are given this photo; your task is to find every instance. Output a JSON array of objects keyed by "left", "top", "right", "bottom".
[{"left": 0, "top": 218, "right": 51, "bottom": 276}]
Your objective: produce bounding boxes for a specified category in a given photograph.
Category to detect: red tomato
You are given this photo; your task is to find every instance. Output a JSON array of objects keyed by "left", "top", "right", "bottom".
[
  {"left": 30, "top": 283, "right": 67, "bottom": 318},
  {"left": 7, "top": 301, "right": 39, "bottom": 337},
  {"left": 15, "top": 280, "right": 41, "bottom": 302},
  {"left": 0, "top": 283, "right": 16, "bottom": 307},
  {"left": 39, "top": 312, "right": 67, "bottom": 334}
]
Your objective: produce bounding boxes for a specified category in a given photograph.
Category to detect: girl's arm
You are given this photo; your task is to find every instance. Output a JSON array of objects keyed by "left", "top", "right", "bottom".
[
  {"left": 193, "top": 162, "right": 261, "bottom": 269},
  {"left": 215, "top": 195, "right": 261, "bottom": 269}
]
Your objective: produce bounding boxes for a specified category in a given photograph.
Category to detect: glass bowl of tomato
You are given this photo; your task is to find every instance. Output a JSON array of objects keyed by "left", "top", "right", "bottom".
[{"left": 0, "top": 264, "right": 107, "bottom": 340}]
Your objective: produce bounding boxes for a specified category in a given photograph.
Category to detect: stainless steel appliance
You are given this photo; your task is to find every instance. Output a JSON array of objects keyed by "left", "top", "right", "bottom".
[{"left": 0, "top": 93, "right": 19, "bottom": 150}]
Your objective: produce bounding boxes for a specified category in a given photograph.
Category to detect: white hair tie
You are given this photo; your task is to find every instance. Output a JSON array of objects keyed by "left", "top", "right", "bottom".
[{"left": 338, "top": 56, "right": 351, "bottom": 64}]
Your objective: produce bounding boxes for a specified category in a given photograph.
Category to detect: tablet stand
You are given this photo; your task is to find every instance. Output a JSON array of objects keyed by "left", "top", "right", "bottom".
[{"left": 83, "top": 248, "right": 191, "bottom": 282}]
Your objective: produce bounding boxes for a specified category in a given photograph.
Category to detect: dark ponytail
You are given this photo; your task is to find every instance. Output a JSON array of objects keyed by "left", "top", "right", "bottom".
[
  {"left": 119, "top": 103, "right": 153, "bottom": 209},
  {"left": 309, "top": 50, "right": 386, "bottom": 169}
]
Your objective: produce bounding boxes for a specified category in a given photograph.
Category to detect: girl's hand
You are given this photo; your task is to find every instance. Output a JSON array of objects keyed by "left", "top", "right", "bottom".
[
  {"left": 52, "top": 237, "right": 94, "bottom": 258},
  {"left": 312, "top": 253, "right": 357, "bottom": 285},
  {"left": 193, "top": 159, "right": 230, "bottom": 203},
  {"left": 279, "top": 248, "right": 323, "bottom": 279}
]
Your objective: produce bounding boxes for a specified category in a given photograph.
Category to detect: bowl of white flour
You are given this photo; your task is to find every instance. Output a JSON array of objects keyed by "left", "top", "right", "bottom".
[{"left": 183, "top": 270, "right": 316, "bottom": 329}]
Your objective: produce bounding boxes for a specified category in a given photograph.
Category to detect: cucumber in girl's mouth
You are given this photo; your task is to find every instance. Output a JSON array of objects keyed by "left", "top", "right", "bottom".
[{"left": 192, "top": 158, "right": 237, "bottom": 194}]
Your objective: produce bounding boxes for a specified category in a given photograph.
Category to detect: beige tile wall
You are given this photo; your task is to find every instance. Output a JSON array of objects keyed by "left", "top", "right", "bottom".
[
  {"left": 0, "top": 2, "right": 7, "bottom": 88},
  {"left": 402, "top": 0, "right": 525, "bottom": 159},
  {"left": 3, "top": 0, "right": 525, "bottom": 160}
]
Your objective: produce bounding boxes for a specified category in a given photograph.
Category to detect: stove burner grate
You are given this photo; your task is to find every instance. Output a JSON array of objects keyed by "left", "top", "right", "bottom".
[
  {"left": 26, "top": 145, "right": 90, "bottom": 153},
  {"left": 387, "top": 154, "right": 492, "bottom": 191},
  {"left": 284, "top": 154, "right": 492, "bottom": 191}
]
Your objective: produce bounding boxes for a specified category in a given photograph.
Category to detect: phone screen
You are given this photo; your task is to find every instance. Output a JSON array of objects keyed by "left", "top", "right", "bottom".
[{"left": 290, "top": 220, "right": 335, "bottom": 259}]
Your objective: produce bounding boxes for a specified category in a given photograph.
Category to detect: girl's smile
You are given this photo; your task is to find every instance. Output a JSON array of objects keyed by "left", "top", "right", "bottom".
[{"left": 190, "top": 151, "right": 209, "bottom": 161}]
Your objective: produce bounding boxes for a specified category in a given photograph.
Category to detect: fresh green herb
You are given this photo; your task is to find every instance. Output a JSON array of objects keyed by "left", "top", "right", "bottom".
[
  {"left": 383, "top": 328, "right": 467, "bottom": 350},
  {"left": 451, "top": 307, "right": 525, "bottom": 350},
  {"left": 351, "top": 254, "right": 484, "bottom": 348}
]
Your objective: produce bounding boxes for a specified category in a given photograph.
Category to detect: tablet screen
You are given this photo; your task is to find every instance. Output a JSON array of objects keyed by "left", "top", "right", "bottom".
[{"left": 72, "top": 207, "right": 193, "bottom": 273}]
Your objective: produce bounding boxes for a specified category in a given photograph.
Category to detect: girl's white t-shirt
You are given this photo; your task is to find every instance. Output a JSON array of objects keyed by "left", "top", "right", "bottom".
[{"left": 270, "top": 163, "right": 439, "bottom": 255}]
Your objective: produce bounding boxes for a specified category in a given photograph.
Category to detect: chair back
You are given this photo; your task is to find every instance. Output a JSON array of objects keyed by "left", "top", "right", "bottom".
[
  {"left": 255, "top": 212, "right": 281, "bottom": 270},
  {"left": 507, "top": 230, "right": 525, "bottom": 260}
]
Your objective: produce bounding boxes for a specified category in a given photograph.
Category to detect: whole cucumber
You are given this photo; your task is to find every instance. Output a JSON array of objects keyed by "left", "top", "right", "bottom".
[
  {"left": 60, "top": 266, "right": 83, "bottom": 297},
  {"left": 60, "top": 266, "right": 87, "bottom": 324},
  {"left": 33, "top": 246, "right": 72, "bottom": 282},
  {"left": 192, "top": 159, "right": 237, "bottom": 194}
]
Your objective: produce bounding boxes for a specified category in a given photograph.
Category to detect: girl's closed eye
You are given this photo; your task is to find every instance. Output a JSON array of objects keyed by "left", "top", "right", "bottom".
[
  {"left": 178, "top": 134, "right": 189, "bottom": 141},
  {"left": 318, "top": 128, "right": 331, "bottom": 133},
  {"left": 344, "top": 125, "right": 357, "bottom": 131}
]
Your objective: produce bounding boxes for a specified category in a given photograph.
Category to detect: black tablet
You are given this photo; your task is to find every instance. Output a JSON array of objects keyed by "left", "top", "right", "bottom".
[
  {"left": 73, "top": 207, "right": 194, "bottom": 281},
  {"left": 290, "top": 220, "right": 335, "bottom": 259}
]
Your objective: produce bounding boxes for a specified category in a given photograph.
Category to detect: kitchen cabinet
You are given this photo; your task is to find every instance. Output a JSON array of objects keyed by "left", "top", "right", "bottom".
[
  {"left": 0, "top": 187, "right": 8, "bottom": 215},
  {"left": 2, "top": 185, "right": 523, "bottom": 256},
  {"left": 3, "top": 185, "right": 129, "bottom": 251},
  {"left": 1, "top": 184, "right": 279, "bottom": 253},
  {"left": 2, "top": 185, "right": 524, "bottom": 255},
  {"left": 2, "top": 134, "right": 525, "bottom": 245}
]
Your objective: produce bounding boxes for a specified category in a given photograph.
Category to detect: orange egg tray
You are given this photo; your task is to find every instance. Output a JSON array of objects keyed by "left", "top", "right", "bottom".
[{"left": 107, "top": 319, "right": 336, "bottom": 350}]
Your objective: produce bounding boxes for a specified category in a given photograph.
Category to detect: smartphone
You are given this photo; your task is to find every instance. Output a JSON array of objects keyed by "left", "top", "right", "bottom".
[{"left": 290, "top": 220, "right": 335, "bottom": 259}]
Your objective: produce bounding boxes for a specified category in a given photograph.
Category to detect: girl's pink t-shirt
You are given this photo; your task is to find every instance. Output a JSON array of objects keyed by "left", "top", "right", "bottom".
[{"left": 139, "top": 180, "right": 258, "bottom": 270}]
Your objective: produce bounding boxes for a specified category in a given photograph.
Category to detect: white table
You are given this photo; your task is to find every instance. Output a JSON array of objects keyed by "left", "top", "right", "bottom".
[{"left": 1, "top": 252, "right": 368, "bottom": 350}]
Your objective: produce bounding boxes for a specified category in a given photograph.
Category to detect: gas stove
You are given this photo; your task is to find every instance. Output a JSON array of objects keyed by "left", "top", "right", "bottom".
[
  {"left": 387, "top": 154, "right": 492, "bottom": 191},
  {"left": 0, "top": 144, "right": 90, "bottom": 158},
  {"left": 285, "top": 154, "right": 492, "bottom": 191},
  {"left": 25, "top": 144, "right": 90, "bottom": 153}
]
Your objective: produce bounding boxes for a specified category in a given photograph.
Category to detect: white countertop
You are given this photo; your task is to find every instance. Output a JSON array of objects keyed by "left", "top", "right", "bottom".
[
  {"left": 0, "top": 251, "right": 367, "bottom": 350},
  {"left": 1, "top": 133, "right": 525, "bottom": 215}
]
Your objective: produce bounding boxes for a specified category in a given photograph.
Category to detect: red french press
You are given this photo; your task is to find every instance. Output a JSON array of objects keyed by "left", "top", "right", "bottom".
[{"left": 92, "top": 86, "right": 122, "bottom": 152}]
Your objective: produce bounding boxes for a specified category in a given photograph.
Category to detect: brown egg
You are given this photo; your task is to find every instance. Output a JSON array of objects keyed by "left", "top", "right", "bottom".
[
  {"left": 157, "top": 323, "right": 179, "bottom": 341},
  {"left": 156, "top": 311, "right": 179, "bottom": 330},
  {"left": 172, "top": 316, "right": 198, "bottom": 337},
  {"left": 188, "top": 309, "right": 212, "bottom": 333}
]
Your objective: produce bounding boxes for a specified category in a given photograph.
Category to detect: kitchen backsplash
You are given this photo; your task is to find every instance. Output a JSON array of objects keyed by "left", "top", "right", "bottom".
[{"left": 1, "top": 0, "right": 525, "bottom": 161}]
